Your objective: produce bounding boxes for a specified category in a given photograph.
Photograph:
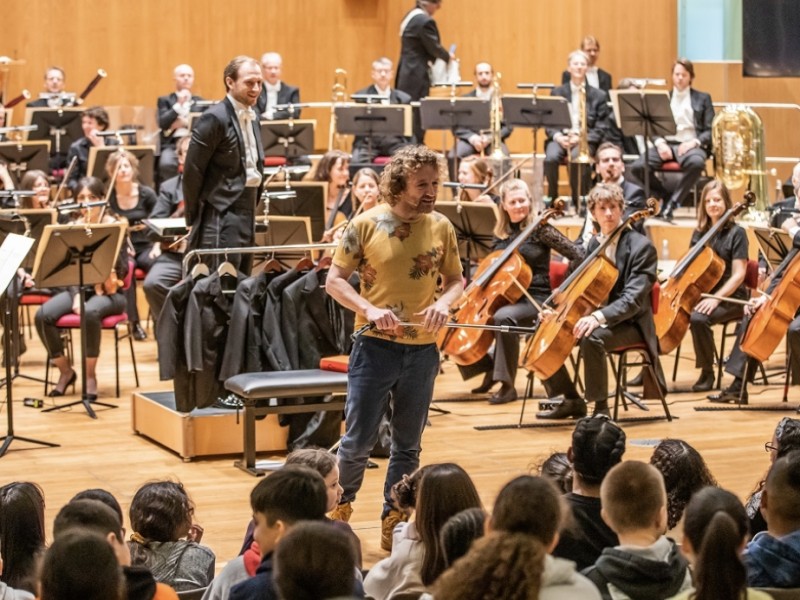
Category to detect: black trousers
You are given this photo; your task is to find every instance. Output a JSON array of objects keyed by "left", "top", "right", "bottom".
[
  {"left": 690, "top": 302, "right": 744, "bottom": 372},
  {"left": 143, "top": 253, "right": 183, "bottom": 327},
  {"left": 189, "top": 188, "right": 257, "bottom": 274},
  {"left": 630, "top": 144, "right": 707, "bottom": 210}
]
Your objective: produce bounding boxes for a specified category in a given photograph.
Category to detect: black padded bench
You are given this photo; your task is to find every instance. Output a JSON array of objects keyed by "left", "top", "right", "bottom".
[{"left": 225, "top": 370, "right": 349, "bottom": 476}]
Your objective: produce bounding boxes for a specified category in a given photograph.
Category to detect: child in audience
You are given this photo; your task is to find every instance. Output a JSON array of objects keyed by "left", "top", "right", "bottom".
[
  {"left": 744, "top": 449, "right": 800, "bottom": 588},
  {"left": 71, "top": 487, "right": 125, "bottom": 525},
  {"left": 490, "top": 475, "right": 601, "bottom": 599},
  {"left": 0, "top": 482, "right": 45, "bottom": 596},
  {"left": 673, "top": 487, "right": 771, "bottom": 600},
  {"left": 650, "top": 439, "right": 717, "bottom": 538},
  {"left": 228, "top": 466, "right": 332, "bottom": 600},
  {"left": 128, "top": 481, "right": 215, "bottom": 592},
  {"left": 364, "top": 463, "right": 483, "bottom": 600},
  {"left": 440, "top": 507, "right": 486, "bottom": 567},
  {"left": 552, "top": 416, "right": 626, "bottom": 570},
  {"left": 273, "top": 521, "right": 357, "bottom": 600},
  {"left": 537, "top": 451, "right": 573, "bottom": 494},
  {"left": 583, "top": 461, "right": 692, "bottom": 599}
]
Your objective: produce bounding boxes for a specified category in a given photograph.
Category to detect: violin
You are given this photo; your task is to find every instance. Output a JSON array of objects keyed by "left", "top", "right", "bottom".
[
  {"left": 438, "top": 199, "right": 565, "bottom": 366},
  {"left": 523, "top": 200, "right": 657, "bottom": 379},
  {"left": 655, "top": 191, "right": 754, "bottom": 355}
]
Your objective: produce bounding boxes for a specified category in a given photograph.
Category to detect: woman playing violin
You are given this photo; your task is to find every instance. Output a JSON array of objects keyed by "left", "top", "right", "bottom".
[
  {"left": 468, "top": 179, "right": 584, "bottom": 405},
  {"left": 688, "top": 180, "right": 748, "bottom": 392}
]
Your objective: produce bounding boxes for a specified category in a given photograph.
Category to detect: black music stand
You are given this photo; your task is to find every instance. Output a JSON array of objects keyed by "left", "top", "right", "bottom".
[
  {"left": 0, "top": 142, "right": 51, "bottom": 187},
  {"left": 88, "top": 145, "right": 156, "bottom": 189},
  {"left": 435, "top": 201, "right": 498, "bottom": 285},
  {"left": 335, "top": 105, "right": 410, "bottom": 158},
  {"left": 420, "top": 98, "right": 491, "bottom": 181},
  {"left": 610, "top": 90, "right": 675, "bottom": 198},
  {"left": 258, "top": 182, "right": 327, "bottom": 241},
  {"left": 0, "top": 232, "right": 59, "bottom": 457},
  {"left": 502, "top": 95, "right": 571, "bottom": 173},
  {"left": 24, "top": 107, "right": 83, "bottom": 156},
  {"left": 753, "top": 226, "right": 792, "bottom": 271},
  {"left": 260, "top": 120, "right": 315, "bottom": 159},
  {"left": 254, "top": 215, "right": 312, "bottom": 270},
  {"left": 32, "top": 222, "right": 126, "bottom": 419}
]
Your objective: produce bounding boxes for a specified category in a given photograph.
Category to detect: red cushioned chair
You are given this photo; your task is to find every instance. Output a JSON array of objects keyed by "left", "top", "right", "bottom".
[
  {"left": 19, "top": 291, "right": 53, "bottom": 339},
  {"left": 264, "top": 157, "right": 288, "bottom": 168},
  {"left": 44, "top": 261, "right": 140, "bottom": 398}
]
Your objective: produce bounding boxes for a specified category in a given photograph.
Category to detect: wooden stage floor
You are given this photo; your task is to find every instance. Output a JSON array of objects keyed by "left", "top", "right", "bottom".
[{"left": 0, "top": 328, "right": 796, "bottom": 569}]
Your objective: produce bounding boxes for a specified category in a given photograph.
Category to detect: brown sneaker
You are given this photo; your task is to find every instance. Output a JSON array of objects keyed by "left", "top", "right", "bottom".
[
  {"left": 328, "top": 501, "right": 353, "bottom": 523},
  {"left": 381, "top": 509, "right": 408, "bottom": 552}
]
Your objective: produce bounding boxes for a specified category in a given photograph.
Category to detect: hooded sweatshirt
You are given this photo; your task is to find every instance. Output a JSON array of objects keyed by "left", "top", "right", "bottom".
[
  {"left": 0, "top": 582, "right": 33, "bottom": 600},
  {"left": 541, "top": 555, "right": 602, "bottom": 600},
  {"left": 582, "top": 536, "right": 692, "bottom": 600},
  {"left": 744, "top": 529, "right": 800, "bottom": 588}
]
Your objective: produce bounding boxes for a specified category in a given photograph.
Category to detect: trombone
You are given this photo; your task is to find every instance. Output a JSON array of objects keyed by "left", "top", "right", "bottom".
[{"left": 329, "top": 68, "right": 347, "bottom": 150}]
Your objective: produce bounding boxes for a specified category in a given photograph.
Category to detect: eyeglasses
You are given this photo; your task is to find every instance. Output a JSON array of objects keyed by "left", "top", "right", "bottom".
[{"left": 765, "top": 442, "right": 778, "bottom": 453}]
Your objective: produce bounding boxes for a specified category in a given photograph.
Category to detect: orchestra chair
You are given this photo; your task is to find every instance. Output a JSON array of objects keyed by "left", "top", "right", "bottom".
[
  {"left": 19, "top": 291, "right": 52, "bottom": 339},
  {"left": 670, "top": 259, "right": 767, "bottom": 389},
  {"left": 176, "top": 588, "right": 208, "bottom": 600},
  {"left": 44, "top": 261, "right": 140, "bottom": 398},
  {"left": 652, "top": 159, "right": 711, "bottom": 210}
]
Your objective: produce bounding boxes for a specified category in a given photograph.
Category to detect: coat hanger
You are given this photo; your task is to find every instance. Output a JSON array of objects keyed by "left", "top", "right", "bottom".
[
  {"left": 191, "top": 262, "right": 210, "bottom": 280},
  {"left": 315, "top": 255, "right": 332, "bottom": 272},
  {"left": 217, "top": 251, "right": 237, "bottom": 278},
  {"left": 295, "top": 254, "right": 314, "bottom": 272}
]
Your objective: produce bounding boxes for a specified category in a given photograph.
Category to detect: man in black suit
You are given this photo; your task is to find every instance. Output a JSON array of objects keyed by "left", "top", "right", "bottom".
[
  {"left": 65, "top": 105, "right": 118, "bottom": 193},
  {"left": 538, "top": 183, "right": 664, "bottom": 419},
  {"left": 545, "top": 50, "right": 611, "bottom": 209},
  {"left": 27, "top": 66, "right": 73, "bottom": 107},
  {"left": 157, "top": 64, "right": 204, "bottom": 184},
  {"left": 595, "top": 142, "right": 647, "bottom": 232},
  {"left": 561, "top": 35, "right": 613, "bottom": 93},
  {"left": 448, "top": 61, "right": 512, "bottom": 177},
  {"left": 183, "top": 56, "right": 264, "bottom": 274},
  {"left": 351, "top": 57, "right": 413, "bottom": 164},
  {"left": 630, "top": 58, "right": 714, "bottom": 221},
  {"left": 771, "top": 161, "right": 800, "bottom": 230},
  {"left": 395, "top": 0, "right": 452, "bottom": 143},
  {"left": 255, "top": 52, "right": 301, "bottom": 120}
]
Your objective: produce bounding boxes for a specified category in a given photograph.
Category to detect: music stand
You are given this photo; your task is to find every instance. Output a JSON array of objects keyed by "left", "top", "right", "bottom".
[
  {"left": 502, "top": 95, "right": 572, "bottom": 173},
  {"left": 752, "top": 226, "right": 792, "bottom": 271},
  {"left": 610, "top": 90, "right": 676, "bottom": 198},
  {"left": 254, "top": 215, "right": 312, "bottom": 270},
  {"left": 260, "top": 119, "right": 315, "bottom": 159},
  {"left": 87, "top": 145, "right": 156, "bottom": 189},
  {"left": 0, "top": 141, "right": 51, "bottom": 186},
  {"left": 335, "top": 105, "right": 411, "bottom": 158},
  {"left": 0, "top": 232, "right": 59, "bottom": 457},
  {"left": 32, "top": 222, "right": 126, "bottom": 418},
  {"left": 435, "top": 201, "right": 498, "bottom": 285},
  {"left": 24, "top": 107, "right": 83, "bottom": 155},
  {"left": 258, "top": 182, "right": 327, "bottom": 241},
  {"left": 420, "top": 98, "right": 491, "bottom": 181}
]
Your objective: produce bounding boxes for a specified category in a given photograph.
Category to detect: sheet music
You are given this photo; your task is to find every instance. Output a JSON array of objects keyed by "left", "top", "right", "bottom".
[
  {"left": 144, "top": 218, "right": 189, "bottom": 237},
  {"left": 0, "top": 233, "right": 34, "bottom": 295}
]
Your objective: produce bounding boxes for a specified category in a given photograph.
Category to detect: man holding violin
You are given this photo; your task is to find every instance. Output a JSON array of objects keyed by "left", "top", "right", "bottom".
[{"left": 537, "top": 183, "right": 665, "bottom": 419}]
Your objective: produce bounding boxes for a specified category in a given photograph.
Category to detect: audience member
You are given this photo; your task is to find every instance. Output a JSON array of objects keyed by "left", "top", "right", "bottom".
[
  {"left": 128, "top": 481, "right": 214, "bottom": 592},
  {"left": 0, "top": 482, "right": 45, "bottom": 595},
  {"left": 673, "top": 487, "right": 771, "bottom": 600},
  {"left": 552, "top": 416, "right": 625, "bottom": 570},
  {"left": 537, "top": 451, "right": 573, "bottom": 495},
  {"left": 649, "top": 438, "right": 717, "bottom": 537},
  {"left": 439, "top": 507, "right": 486, "bottom": 568},
  {"left": 273, "top": 521, "right": 357, "bottom": 600},
  {"left": 744, "top": 449, "right": 800, "bottom": 588},
  {"left": 70, "top": 487, "right": 125, "bottom": 524},
  {"left": 364, "top": 463, "right": 482, "bottom": 600},
  {"left": 583, "top": 461, "right": 691, "bottom": 599}
]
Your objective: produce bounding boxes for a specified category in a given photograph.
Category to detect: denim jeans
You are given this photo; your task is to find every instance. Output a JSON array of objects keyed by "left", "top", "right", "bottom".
[{"left": 337, "top": 335, "right": 440, "bottom": 519}]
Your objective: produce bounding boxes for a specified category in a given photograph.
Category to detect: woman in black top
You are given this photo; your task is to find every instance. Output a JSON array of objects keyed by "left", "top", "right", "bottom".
[
  {"left": 107, "top": 149, "right": 157, "bottom": 340},
  {"left": 470, "top": 179, "right": 585, "bottom": 404},
  {"left": 688, "top": 180, "right": 748, "bottom": 392}
]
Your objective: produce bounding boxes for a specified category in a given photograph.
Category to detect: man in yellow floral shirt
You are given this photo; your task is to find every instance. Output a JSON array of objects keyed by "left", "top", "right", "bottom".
[{"left": 326, "top": 145, "right": 463, "bottom": 550}]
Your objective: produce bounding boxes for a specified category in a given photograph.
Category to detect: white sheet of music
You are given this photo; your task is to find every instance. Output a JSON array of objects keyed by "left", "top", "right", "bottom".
[{"left": 0, "top": 233, "right": 34, "bottom": 295}]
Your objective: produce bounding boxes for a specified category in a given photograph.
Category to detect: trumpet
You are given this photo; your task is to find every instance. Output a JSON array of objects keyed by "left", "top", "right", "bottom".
[
  {"left": 329, "top": 68, "right": 347, "bottom": 150},
  {"left": 488, "top": 72, "right": 506, "bottom": 181},
  {"left": 571, "top": 82, "right": 591, "bottom": 165}
]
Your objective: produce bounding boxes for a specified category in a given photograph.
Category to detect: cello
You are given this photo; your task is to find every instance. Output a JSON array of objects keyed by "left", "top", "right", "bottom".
[
  {"left": 655, "top": 191, "right": 754, "bottom": 354},
  {"left": 438, "top": 198, "right": 566, "bottom": 366},
  {"left": 523, "top": 200, "right": 657, "bottom": 379}
]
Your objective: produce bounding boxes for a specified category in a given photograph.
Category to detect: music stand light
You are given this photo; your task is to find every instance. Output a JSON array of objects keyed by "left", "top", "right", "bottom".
[
  {"left": 24, "top": 107, "right": 83, "bottom": 155},
  {"left": 87, "top": 145, "right": 156, "bottom": 189},
  {"left": 420, "top": 97, "right": 491, "bottom": 179},
  {"left": 258, "top": 182, "right": 327, "bottom": 242},
  {"left": 260, "top": 119, "right": 315, "bottom": 159},
  {"left": 435, "top": 201, "right": 498, "bottom": 285},
  {"left": 0, "top": 141, "right": 51, "bottom": 187},
  {"left": 32, "top": 222, "right": 126, "bottom": 418},
  {"left": 254, "top": 215, "right": 312, "bottom": 270}
]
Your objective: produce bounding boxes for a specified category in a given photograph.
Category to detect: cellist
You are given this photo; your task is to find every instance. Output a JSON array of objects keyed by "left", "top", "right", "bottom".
[
  {"left": 538, "top": 183, "right": 666, "bottom": 419},
  {"left": 467, "top": 179, "right": 584, "bottom": 405}
]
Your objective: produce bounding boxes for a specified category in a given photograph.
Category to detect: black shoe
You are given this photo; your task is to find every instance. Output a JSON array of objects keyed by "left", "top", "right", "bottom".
[
  {"left": 692, "top": 370, "right": 716, "bottom": 392},
  {"left": 471, "top": 373, "right": 495, "bottom": 395},
  {"left": 489, "top": 385, "right": 518, "bottom": 405},
  {"left": 708, "top": 381, "right": 748, "bottom": 404},
  {"left": 657, "top": 209, "right": 674, "bottom": 223},
  {"left": 133, "top": 323, "right": 147, "bottom": 341},
  {"left": 593, "top": 401, "right": 611, "bottom": 417},
  {"left": 49, "top": 369, "right": 77, "bottom": 397},
  {"left": 537, "top": 398, "right": 587, "bottom": 420}
]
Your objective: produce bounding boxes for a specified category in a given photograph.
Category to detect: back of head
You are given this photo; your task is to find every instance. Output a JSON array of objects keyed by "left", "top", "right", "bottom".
[
  {"left": 765, "top": 450, "right": 800, "bottom": 530},
  {"left": 570, "top": 416, "right": 626, "bottom": 486},
  {"left": 600, "top": 461, "right": 665, "bottom": 534},
  {"left": 273, "top": 521, "right": 355, "bottom": 600},
  {"left": 491, "top": 476, "right": 561, "bottom": 545},
  {"left": 432, "top": 532, "right": 546, "bottom": 600},
  {"left": 0, "top": 481, "right": 45, "bottom": 593},
  {"left": 54, "top": 499, "right": 123, "bottom": 541},
  {"left": 682, "top": 487, "right": 748, "bottom": 600},
  {"left": 392, "top": 464, "right": 433, "bottom": 511},
  {"left": 40, "top": 530, "right": 123, "bottom": 600},
  {"left": 251, "top": 465, "right": 327, "bottom": 525},
  {"left": 70, "top": 488, "right": 124, "bottom": 525},
  {"left": 416, "top": 463, "right": 482, "bottom": 586},
  {"left": 285, "top": 448, "right": 337, "bottom": 478},
  {"left": 537, "top": 451, "right": 573, "bottom": 494},
  {"left": 777, "top": 418, "right": 800, "bottom": 458},
  {"left": 440, "top": 507, "right": 486, "bottom": 567},
  {"left": 129, "top": 480, "right": 193, "bottom": 543}
]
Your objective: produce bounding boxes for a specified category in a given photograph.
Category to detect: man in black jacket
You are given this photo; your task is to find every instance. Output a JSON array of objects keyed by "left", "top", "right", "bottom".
[
  {"left": 183, "top": 56, "right": 264, "bottom": 273},
  {"left": 561, "top": 35, "right": 613, "bottom": 93},
  {"left": 595, "top": 142, "right": 647, "bottom": 232},
  {"left": 255, "top": 52, "right": 301, "bottom": 121},
  {"left": 157, "top": 64, "right": 204, "bottom": 184}
]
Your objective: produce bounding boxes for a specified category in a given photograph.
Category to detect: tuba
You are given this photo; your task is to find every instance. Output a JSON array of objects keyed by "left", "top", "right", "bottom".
[
  {"left": 488, "top": 72, "right": 507, "bottom": 180},
  {"left": 712, "top": 104, "right": 768, "bottom": 214},
  {"left": 328, "top": 68, "right": 347, "bottom": 151}
]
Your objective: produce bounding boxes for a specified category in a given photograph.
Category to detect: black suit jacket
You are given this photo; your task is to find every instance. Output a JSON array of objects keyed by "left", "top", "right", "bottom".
[
  {"left": 454, "top": 89, "right": 513, "bottom": 143},
  {"left": 183, "top": 97, "right": 265, "bottom": 226},
  {"left": 666, "top": 88, "right": 715, "bottom": 152},
  {"left": 65, "top": 136, "right": 119, "bottom": 192},
  {"left": 620, "top": 178, "right": 648, "bottom": 233},
  {"left": 157, "top": 92, "right": 205, "bottom": 148},
  {"left": 255, "top": 83, "right": 301, "bottom": 120},
  {"left": 545, "top": 83, "right": 610, "bottom": 145},
  {"left": 351, "top": 85, "right": 413, "bottom": 152},
  {"left": 395, "top": 10, "right": 449, "bottom": 100},
  {"left": 561, "top": 69, "right": 613, "bottom": 93}
]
